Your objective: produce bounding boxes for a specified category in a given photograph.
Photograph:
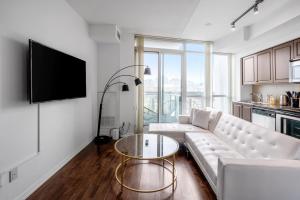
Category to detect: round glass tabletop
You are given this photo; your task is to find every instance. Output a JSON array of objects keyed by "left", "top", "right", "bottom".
[{"left": 114, "top": 134, "right": 179, "bottom": 159}]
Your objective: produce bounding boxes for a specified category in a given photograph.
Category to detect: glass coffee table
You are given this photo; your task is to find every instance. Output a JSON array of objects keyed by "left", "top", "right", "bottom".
[{"left": 114, "top": 134, "right": 179, "bottom": 193}]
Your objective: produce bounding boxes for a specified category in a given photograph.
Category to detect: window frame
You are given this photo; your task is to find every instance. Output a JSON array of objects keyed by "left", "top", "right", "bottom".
[
  {"left": 144, "top": 41, "right": 207, "bottom": 117},
  {"left": 143, "top": 51, "right": 160, "bottom": 125},
  {"left": 211, "top": 52, "right": 232, "bottom": 113},
  {"left": 143, "top": 38, "right": 233, "bottom": 123},
  {"left": 144, "top": 49, "right": 184, "bottom": 123}
]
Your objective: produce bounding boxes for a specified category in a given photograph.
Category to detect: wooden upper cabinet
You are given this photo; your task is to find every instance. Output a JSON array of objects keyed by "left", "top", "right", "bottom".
[
  {"left": 293, "top": 38, "right": 300, "bottom": 60},
  {"left": 256, "top": 49, "right": 273, "bottom": 83},
  {"left": 241, "top": 37, "right": 300, "bottom": 85},
  {"left": 272, "top": 42, "right": 293, "bottom": 83},
  {"left": 242, "top": 55, "right": 256, "bottom": 85}
]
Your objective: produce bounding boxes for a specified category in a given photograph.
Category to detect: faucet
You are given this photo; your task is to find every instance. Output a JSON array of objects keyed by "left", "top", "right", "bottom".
[{"left": 250, "top": 93, "right": 263, "bottom": 102}]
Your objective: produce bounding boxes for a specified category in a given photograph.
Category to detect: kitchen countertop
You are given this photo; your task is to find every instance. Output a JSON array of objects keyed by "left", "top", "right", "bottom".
[{"left": 233, "top": 100, "right": 300, "bottom": 115}]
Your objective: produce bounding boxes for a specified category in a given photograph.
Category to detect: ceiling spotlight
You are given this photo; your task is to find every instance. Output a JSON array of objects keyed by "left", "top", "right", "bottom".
[
  {"left": 231, "top": 23, "right": 236, "bottom": 31},
  {"left": 253, "top": 5, "right": 259, "bottom": 15}
]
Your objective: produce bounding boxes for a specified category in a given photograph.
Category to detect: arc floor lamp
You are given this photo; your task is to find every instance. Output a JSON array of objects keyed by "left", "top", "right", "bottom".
[{"left": 94, "top": 65, "right": 151, "bottom": 144}]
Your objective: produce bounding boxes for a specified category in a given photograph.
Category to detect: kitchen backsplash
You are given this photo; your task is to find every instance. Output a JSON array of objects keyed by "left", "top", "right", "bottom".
[{"left": 252, "top": 84, "right": 300, "bottom": 104}]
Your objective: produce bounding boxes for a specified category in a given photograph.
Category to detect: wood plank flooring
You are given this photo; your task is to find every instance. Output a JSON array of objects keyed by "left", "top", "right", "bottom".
[{"left": 28, "top": 142, "right": 216, "bottom": 200}]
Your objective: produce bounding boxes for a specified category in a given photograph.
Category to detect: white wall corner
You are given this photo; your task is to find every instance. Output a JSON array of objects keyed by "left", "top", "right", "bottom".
[{"left": 89, "top": 24, "right": 121, "bottom": 44}]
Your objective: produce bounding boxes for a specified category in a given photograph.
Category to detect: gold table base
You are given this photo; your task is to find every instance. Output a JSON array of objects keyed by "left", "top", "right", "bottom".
[{"left": 115, "top": 156, "right": 177, "bottom": 193}]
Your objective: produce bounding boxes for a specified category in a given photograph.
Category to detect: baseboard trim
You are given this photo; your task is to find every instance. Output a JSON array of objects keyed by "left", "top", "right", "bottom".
[{"left": 15, "top": 136, "right": 93, "bottom": 200}]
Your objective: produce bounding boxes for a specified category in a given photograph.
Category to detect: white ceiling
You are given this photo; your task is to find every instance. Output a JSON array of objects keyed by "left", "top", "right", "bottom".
[{"left": 67, "top": 0, "right": 295, "bottom": 41}]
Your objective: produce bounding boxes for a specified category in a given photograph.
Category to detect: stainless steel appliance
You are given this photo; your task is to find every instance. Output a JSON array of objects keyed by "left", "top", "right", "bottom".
[
  {"left": 279, "top": 95, "right": 289, "bottom": 106},
  {"left": 289, "top": 60, "right": 300, "bottom": 83},
  {"left": 252, "top": 108, "right": 276, "bottom": 131},
  {"left": 276, "top": 113, "right": 300, "bottom": 139}
]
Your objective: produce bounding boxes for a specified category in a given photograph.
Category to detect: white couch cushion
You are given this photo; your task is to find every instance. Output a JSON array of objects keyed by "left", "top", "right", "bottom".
[
  {"left": 206, "top": 108, "right": 222, "bottom": 132},
  {"left": 178, "top": 115, "right": 190, "bottom": 124},
  {"left": 191, "top": 107, "right": 222, "bottom": 132},
  {"left": 148, "top": 123, "right": 210, "bottom": 143},
  {"left": 214, "top": 113, "right": 300, "bottom": 160},
  {"left": 192, "top": 109, "right": 211, "bottom": 129},
  {"left": 185, "top": 132, "right": 244, "bottom": 185}
]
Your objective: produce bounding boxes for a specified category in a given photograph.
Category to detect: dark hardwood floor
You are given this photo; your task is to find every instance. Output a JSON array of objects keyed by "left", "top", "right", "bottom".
[{"left": 28, "top": 142, "right": 216, "bottom": 200}]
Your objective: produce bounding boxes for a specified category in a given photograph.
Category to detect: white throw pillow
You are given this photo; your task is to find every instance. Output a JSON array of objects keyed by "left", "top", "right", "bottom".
[
  {"left": 191, "top": 109, "right": 211, "bottom": 129},
  {"left": 205, "top": 107, "right": 222, "bottom": 132}
]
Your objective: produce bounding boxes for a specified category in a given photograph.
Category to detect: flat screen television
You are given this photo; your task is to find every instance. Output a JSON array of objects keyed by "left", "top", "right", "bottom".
[{"left": 28, "top": 39, "right": 86, "bottom": 103}]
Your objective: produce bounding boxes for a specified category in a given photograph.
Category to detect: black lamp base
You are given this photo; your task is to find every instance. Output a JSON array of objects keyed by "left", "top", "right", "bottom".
[{"left": 94, "top": 135, "right": 112, "bottom": 144}]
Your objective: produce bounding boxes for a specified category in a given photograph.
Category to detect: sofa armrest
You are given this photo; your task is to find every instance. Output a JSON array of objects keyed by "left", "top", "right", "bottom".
[
  {"left": 217, "top": 158, "right": 300, "bottom": 200},
  {"left": 178, "top": 115, "right": 191, "bottom": 124}
]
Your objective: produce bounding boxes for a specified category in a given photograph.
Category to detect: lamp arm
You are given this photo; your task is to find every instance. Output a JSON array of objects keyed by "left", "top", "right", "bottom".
[
  {"left": 96, "top": 64, "right": 148, "bottom": 142},
  {"left": 104, "top": 65, "right": 147, "bottom": 90},
  {"left": 101, "top": 81, "right": 127, "bottom": 104},
  {"left": 96, "top": 81, "right": 128, "bottom": 141},
  {"left": 104, "top": 75, "right": 138, "bottom": 91}
]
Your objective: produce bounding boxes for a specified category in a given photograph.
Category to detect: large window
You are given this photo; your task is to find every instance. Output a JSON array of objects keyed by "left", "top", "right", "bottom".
[
  {"left": 144, "top": 52, "right": 159, "bottom": 124},
  {"left": 185, "top": 50, "right": 205, "bottom": 114},
  {"left": 144, "top": 51, "right": 183, "bottom": 125},
  {"left": 161, "top": 53, "right": 182, "bottom": 122},
  {"left": 212, "top": 53, "right": 231, "bottom": 113},
  {"left": 142, "top": 38, "right": 231, "bottom": 125}
]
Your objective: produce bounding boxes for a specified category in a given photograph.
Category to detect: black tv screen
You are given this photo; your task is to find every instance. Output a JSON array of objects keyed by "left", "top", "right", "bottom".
[{"left": 29, "top": 40, "right": 86, "bottom": 103}]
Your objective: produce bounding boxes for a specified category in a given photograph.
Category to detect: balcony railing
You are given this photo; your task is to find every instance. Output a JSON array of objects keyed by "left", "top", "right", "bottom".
[{"left": 144, "top": 92, "right": 181, "bottom": 125}]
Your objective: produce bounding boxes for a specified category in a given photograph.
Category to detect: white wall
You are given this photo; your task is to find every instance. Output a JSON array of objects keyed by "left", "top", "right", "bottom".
[
  {"left": 119, "top": 32, "right": 136, "bottom": 133},
  {"left": 97, "top": 43, "right": 121, "bottom": 135},
  {"left": 97, "top": 31, "right": 136, "bottom": 135},
  {"left": 0, "top": 0, "right": 98, "bottom": 199}
]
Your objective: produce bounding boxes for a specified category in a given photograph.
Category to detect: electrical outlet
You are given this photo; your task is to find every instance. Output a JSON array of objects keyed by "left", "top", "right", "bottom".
[{"left": 9, "top": 167, "right": 18, "bottom": 182}]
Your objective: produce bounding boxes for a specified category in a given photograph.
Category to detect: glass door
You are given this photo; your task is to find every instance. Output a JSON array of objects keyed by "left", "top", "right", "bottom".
[
  {"left": 144, "top": 52, "right": 183, "bottom": 124},
  {"left": 160, "top": 53, "right": 182, "bottom": 123},
  {"left": 144, "top": 52, "right": 159, "bottom": 125}
]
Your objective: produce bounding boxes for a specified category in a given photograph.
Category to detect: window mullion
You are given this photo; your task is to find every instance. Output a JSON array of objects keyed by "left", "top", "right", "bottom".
[{"left": 182, "top": 52, "right": 187, "bottom": 114}]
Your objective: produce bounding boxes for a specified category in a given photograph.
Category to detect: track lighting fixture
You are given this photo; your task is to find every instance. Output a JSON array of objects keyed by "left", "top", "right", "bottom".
[{"left": 230, "top": 0, "right": 263, "bottom": 30}]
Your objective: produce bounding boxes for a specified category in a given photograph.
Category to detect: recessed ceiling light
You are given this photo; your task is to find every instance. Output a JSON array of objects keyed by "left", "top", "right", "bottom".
[{"left": 205, "top": 22, "right": 212, "bottom": 26}]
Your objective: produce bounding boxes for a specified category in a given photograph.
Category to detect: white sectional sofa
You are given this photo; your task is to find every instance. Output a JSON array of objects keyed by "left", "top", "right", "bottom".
[
  {"left": 149, "top": 109, "right": 300, "bottom": 200},
  {"left": 149, "top": 108, "right": 222, "bottom": 143}
]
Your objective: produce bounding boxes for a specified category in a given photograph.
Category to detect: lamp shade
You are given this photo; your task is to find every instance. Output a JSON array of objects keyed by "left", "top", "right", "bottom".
[
  {"left": 134, "top": 78, "right": 142, "bottom": 86},
  {"left": 122, "top": 84, "right": 129, "bottom": 91},
  {"left": 144, "top": 66, "right": 151, "bottom": 75}
]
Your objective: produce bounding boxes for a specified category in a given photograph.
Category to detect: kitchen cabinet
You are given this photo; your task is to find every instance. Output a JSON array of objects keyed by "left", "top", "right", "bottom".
[
  {"left": 232, "top": 103, "right": 252, "bottom": 122},
  {"left": 242, "top": 55, "right": 256, "bottom": 85},
  {"left": 242, "top": 105, "right": 252, "bottom": 122},
  {"left": 293, "top": 38, "right": 300, "bottom": 60},
  {"left": 272, "top": 42, "right": 293, "bottom": 83},
  {"left": 256, "top": 49, "right": 273, "bottom": 83},
  {"left": 241, "top": 37, "right": 300, "bottom": 85},
  {"left": 232, "top": 103, "right": 242, "bottom": 118}
]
